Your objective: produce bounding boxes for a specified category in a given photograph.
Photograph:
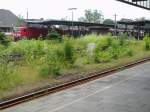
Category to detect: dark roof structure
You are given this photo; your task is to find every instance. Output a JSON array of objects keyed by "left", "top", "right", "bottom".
[
  {"left": 117, "top": 20, "right": 150, "bottom": 30},
  {"left": 0, "top": 9, "right": 18, "bottom": 27},
  {"left": 116, "top": 0, "right": 150, "bottom": 10},
  {"left": 118, "top": 20, "right": 150, "bottom": 25},
  {"left": 26, "top": 20, "right": 114, "bottom": 28}
]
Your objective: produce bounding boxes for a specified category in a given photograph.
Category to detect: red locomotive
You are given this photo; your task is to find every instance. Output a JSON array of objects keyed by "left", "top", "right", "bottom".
[{"left": 13, "top": 26, "right": 48, "bottom": 41}]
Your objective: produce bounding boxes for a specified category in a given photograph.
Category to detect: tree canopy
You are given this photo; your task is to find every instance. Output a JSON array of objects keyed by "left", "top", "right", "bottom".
[
  {"left": 78, "top": 9, "right": 104, "bottom": 23},
  {"left": 103, "top": 19, "right": 114, "bottom": 25}
]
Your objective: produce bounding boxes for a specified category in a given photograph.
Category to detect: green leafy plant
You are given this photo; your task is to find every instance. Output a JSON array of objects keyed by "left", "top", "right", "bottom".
[
  {"left": 143, "top": 35, "right": 150, "bottom": 50},
  {"left": 0, "top": 32, "right": 10, "bottom": 46},
  {"left": 47, "top": 31, "right": 62, "bottom": 41},
  {"left": 118, "top": 33, "right": 128, "bottom": 46},
  {"left": 95, "top": 51, "right": 111, "bottom": 63},
  {"left": 63, "top": 39, "right": 76, "bottom": 65},
  {"left": 126, "top": 48, "right": 134, "bottom": 57},
  {"left": 0, "top": 63, "right": 22, "bottom": 91}
]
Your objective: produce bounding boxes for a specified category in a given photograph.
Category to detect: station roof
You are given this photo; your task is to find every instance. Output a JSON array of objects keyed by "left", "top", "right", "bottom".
[
  {"left": 26, "top": 20, "right": 114, "bottom": 28},
  {"left": 117, "top": 20, "right": 150, "bottom": 26},
  {"left": 0, "top": 9, "right": 18, "bottom": 27},
  {"left": 116, "top": 0, "right": 150, "bottom": 10}
]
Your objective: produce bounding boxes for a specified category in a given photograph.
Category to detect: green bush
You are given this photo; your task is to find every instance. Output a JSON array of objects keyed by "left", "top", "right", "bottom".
[
  {"left": 39, "top": 64, "right": 61, "bottom": 78},
  {"left": 108, "top": 39, "right": 121, "bottom": 59},
  {"left": 109, "top": 47, "right": 120, "bottom": 59},
  {"left": 95, "top": 37, "right": 113, "bottom": 52},
  {"left": 0, "top": 64, "right": 22, "bottom": 91},
  {"left": 0, "top": 32, "right": 10, "bottom": 46},
  {"left": 39, "top": 65, "right": 50, "bottom": 78},
  {"left": 118, "top": 33, "right": 128, "bottom": 46},
  {"left": 39, "top": 59, "right": 61, "bottom": 78},
  {"left": 95, "top": 51, "right": 111, "bottom": 63},
  {"left": 143, "top": 35, "right": 150, "bottom": 50},
  {"left": 94, "top": 37, "right": 116, "bottom": 62},
  {"left": 125, "top": 48, "right": 134, "bottom": 57},
  {"left": 95, "top": 39, "right": 108, "bottom": 52},
  {"left": 47, "top": 31, "right": 62, "bottom": 41},
  {"left": 0, "top": 44, "right": 5, "bottom": 51},
  {"left": 106, "top": 37, "right": 113, "bottom": 46},
  {"left": 39, "top": 45, "right": 64, "bottom": 78},
  {"left": 63, "top": 39, "right": 76, "bottom": 65}
]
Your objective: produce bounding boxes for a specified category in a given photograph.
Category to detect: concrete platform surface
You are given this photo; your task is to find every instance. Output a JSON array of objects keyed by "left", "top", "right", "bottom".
[{"left": 2, "top": 62, "right": 150, "bottom": 112}]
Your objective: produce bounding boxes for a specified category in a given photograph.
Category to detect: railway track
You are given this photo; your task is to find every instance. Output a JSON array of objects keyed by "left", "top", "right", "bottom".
[{"left": 0, "top": 57, "right": 150, "bottom": 110}]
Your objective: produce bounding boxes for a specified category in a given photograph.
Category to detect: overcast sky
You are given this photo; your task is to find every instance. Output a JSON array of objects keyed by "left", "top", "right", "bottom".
[{"left": 0, "top": 0, "right": 150, "bottom": 21}]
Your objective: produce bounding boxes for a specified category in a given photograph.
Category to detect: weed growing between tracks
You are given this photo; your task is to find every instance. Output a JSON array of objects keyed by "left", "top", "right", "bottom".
[{"left": 0, "top": 34, "right": 150, "bottom": 99}]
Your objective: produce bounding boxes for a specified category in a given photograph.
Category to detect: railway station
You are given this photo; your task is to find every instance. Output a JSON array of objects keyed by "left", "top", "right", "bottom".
[
  {"left": 0, "top": 0, "right": 150, "bottom": 112},
  {"left": 26, "top": 19, "right": 150, "bottom": 39},
  {"left": 26, "top": 20, "right": 114, "bottom": 37}
]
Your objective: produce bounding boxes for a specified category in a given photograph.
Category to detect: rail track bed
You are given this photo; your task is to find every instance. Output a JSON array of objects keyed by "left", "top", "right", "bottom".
[{"left": 0, "top": 57, "right": 150, "bottom": 110}]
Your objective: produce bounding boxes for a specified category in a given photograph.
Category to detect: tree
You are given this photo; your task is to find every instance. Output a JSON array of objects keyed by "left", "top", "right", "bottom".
[
  {"left": 78, "top": 17, "right": 86, "bottom": 22},
  {"left": 93, "top": 10, "right": 103, "bottom": 23},
  {"left": 84, "top": 9, "right": 93, "bottom": 22},
  {"left": 135, "top": 17, "right": 146, "bottom": 21},
  {"left": 78, "top": 9, "right": 104, "bottom": 23},
  {"left": 103, "top": 19, "right": 114, "bottom": 25},
  {"left": 17, "top": 15, "right": 24, "bottom": 27}
]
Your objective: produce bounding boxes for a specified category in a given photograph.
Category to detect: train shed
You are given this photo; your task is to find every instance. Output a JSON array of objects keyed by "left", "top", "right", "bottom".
[
  {"left": 26, "top": 20, "right": 114, "bottom": 36},
  {"left": 117, "top": 20, "right": 150, "bottom": 39}
]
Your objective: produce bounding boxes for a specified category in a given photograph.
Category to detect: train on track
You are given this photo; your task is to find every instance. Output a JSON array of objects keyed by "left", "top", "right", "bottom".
[
  {"left": 12, "top": 19, "right": 150, "bottom": 40},
  {"left": 12, "top": 20, "right": 114, "bottom": 40}
]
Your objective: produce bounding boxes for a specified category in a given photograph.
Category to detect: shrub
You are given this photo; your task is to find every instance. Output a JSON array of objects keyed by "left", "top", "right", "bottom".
[
  {"left": 125, "top": 48, "right": 134, "bottom": 57},
  {"left": 47, "top": 31, "right": 62, "bottom": 41},
  {"left": 39, "top": 46, "right": 64, "bottom": 78},
  {"left": 95, "top": 51, "right": 111, "bottom": 63},
  {"left": 39, "top": 63, "right": 61, "bottom": 78},
  {"left": 39, "top": 59, "right": 62, "bottom": 78},
  {"left": 95, "top": 37, "right": 113, "bottom": 52},
  {"left": 143, "top": 35, "right": 150, "bottom": 50},
  {"left": 0, "top": 32, "right": 10, "bottom": 46},
  {"left": 94, "top": 37, "right": 116, "bottom": 62},
  {"left": 118, "top": 33, "right": 128, "bottom": 46},
  {"left": 106, "top": 37, "right": 113, "bottom": 46},
  {"left": 39, "top": 65, "right": 50, "bottom": 78},
  {"left": 0, "top": 44, "right": 5, "bottom": 51},
  {"left": 109, "top": 47, "right": 120, "bottom": 59},
  {"left": 63, "top": 39, "right": 76, "bottom": 65},
  {"left": 0, "top": 64, "right": 22, "bottom": 91}
]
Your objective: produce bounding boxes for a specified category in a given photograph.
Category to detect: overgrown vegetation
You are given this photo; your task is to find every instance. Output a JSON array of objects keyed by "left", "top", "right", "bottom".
[
  {"left": 0, "top": 32, "right": 10, "bottom": 46},
  {"left": 143, "top": 35, "right": 150, "bottom": 50},
  {"left": 47, "top": 31, "right": 62, "bottom": 41},
  {"left": 0, "top": 34, "right": 150, "bottom": 98}
]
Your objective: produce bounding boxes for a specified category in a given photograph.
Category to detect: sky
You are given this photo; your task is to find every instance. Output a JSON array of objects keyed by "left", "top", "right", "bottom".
[{"left": 0, "top": 0, "right": 150, "bottom": 21}]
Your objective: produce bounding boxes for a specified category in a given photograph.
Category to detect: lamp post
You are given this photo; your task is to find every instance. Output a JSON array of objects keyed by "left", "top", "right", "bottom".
[
  {"left": 114, "top": 14, "right": 117, "bottom": 36},
  {"left": 68, "top": 8, "right": 77, "bottom": 36},
  {"left": 26, "top": 8, "right": 29, "bottom": 20}
]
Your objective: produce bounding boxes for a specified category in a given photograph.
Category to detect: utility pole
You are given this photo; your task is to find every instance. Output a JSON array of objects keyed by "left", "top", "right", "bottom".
[
  {"left": 68, "top": 8, "right": 77, "bottom": 37},
  {"left": 27, "top": 8, "right": 29, "bottom": 20},
  {"left": 114, "top": 14, "right": 117, "bottom": 36}
]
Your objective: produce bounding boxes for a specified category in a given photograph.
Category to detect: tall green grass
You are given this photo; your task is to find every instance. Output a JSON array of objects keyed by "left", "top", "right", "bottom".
[
  {"left": 0, "top": 63, "right": 22, "bottom": 93},
  {"left": 143, "top": 35, "right": 150, "bottom": 50}
]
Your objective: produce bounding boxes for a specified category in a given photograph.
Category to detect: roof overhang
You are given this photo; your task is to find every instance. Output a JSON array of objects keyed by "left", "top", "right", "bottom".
[
  {"left": 116, "top": 0, "right": 150, "bottom": 10},
  {"left": 117, "top": 20, "right": 150, "bottom": 26},
  {"left": 26, "top": 20, "right": 114, "bottom": 28}
]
